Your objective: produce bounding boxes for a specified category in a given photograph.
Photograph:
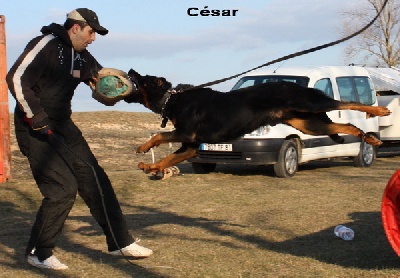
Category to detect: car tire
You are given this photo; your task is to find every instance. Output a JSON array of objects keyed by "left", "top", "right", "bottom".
[
  {"left": 192, "top": 162, "right": 216, "bottom": 174},
  {"left": 274, "top": 139, "right": 299, "bottom": 178},
  {"left": 353, "top": 141, "right": 376, "bottom": 167}
]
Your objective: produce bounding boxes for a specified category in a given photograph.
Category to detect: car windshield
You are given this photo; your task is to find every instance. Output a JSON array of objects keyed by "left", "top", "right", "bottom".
[{"left": 231, "top": 75, "right": 310, "bottom": 90}]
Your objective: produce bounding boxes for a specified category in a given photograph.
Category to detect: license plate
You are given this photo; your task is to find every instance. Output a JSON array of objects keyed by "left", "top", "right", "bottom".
[{"left": 200, "top": 143, "right": 232, "bottom": 151}]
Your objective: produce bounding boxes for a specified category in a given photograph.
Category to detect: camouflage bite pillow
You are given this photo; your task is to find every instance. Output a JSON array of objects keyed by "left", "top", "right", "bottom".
[{"left": 92, "top": 68, "right": 134, "bottom": 106}]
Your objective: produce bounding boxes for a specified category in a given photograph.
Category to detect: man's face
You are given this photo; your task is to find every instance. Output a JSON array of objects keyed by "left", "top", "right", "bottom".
[{"left": 70, "top": 25, "right": 96, "bottom": 52}]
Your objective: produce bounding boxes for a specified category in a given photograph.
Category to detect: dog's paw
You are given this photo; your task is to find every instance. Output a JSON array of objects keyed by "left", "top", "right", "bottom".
[
  {"left": 364, "top": 135, "right": 382, "bottom": 146},
  {"left": 375, "top": 106, "right": 391, "bottom": 117},
  {"left": 136, "top": 145, "right": 150, "bottom": 153},
  {"left": 137, "top": 162, "right": 150, "bottom": 173},
  {"left": 138, "top": 162, "right": 163, "bottom": 175}
]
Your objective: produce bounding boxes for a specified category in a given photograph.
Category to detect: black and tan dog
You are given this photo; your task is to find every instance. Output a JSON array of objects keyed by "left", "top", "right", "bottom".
[{"left": 125, "top": 69, "right": 391, "bottom": 176}]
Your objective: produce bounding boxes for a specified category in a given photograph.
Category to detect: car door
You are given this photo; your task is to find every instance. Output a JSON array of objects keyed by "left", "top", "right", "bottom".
[
  {"left": 306, "top": 78, "right": 339, "bottom": 152},
  {"left": 335, "top": 77, "right": 372, "bottom": 131}
]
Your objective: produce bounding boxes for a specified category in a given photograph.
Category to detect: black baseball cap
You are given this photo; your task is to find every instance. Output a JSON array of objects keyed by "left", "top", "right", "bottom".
[{"left": 67, "top": 8, "right": 108, "bottom": 35}]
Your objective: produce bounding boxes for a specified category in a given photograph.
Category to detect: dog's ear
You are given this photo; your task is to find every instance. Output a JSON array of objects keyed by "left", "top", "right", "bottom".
[
  {"left": 156, "top": 77, "right": 172, "bottom": 91},
  {"left": 175, "top": 83, "right": 194, "bottom": 91}
]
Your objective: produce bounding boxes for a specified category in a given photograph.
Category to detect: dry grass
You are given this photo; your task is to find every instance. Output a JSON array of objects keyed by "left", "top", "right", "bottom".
[{"left": 1, "top": 111, "right": 400, "bottom": 277}]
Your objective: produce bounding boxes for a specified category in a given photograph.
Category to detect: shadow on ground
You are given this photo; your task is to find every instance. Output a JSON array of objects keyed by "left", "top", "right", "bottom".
[{"left": 1, "top": 195, "right": 399, "bottom": 276}]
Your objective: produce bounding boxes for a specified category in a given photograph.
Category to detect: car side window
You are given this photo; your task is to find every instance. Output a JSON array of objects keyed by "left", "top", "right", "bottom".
[
  {"left": 336, "top": 76, "right": 375, "bottom": 105},
  {"left": 336, "top": 77, "right": 359, "bottom": 102},
  {"left": 314, "top": 78, "right": 334, "bottom": 99},
  {"left": 354, "top": 77, "right": 376, "bottom": 105}
]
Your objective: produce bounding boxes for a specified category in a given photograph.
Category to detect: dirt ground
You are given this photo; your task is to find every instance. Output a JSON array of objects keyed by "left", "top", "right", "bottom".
[{"left": 2, "top": 111, "right": 400, "bottom": 277}]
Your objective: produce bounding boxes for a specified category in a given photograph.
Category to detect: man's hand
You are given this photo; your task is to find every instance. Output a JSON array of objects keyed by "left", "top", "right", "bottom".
[
  {"left": 33, "top": 124, "right": 53, "bottom": 136},
  {"left": 24, "top": 111, "right": 54, "bottom": 136}
]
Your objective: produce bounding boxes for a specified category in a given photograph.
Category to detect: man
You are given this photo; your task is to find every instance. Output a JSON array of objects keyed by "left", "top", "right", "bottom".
[{"left": 6, "top": 8, "right": 152, "bottom": 270}]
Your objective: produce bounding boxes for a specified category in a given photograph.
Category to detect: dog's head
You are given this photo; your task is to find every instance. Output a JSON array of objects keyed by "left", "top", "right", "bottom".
[{"left": 125, "top": 69, "right": 172, "bottom": 113}]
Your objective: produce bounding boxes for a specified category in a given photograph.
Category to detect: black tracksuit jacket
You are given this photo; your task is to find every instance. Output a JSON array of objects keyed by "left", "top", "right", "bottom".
[
  {"left": 6, "top": 23, "right": 133, "bottom": 260},
  {"left": 7, "top": 23, "right": 100, "bottom": 121}
]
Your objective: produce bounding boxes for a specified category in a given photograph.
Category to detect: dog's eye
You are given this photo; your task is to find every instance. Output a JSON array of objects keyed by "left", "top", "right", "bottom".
[{"left": 156, "top": 79, "right": 164, "bottom": 87}]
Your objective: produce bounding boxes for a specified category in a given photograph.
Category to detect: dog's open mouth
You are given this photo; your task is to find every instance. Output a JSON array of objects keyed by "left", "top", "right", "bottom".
[{"left": 127, "top": 72, "right": 139, "bottom": 91}]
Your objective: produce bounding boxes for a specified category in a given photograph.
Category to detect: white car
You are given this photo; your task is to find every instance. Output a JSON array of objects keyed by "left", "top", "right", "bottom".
[{"left": 189, "top": 66, "right": 380, "bottom": 177}]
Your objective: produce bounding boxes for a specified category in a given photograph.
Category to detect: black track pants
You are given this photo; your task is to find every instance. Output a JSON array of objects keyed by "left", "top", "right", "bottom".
[{"left": 14, "top": 109, "right": 133, "bottom": 261}]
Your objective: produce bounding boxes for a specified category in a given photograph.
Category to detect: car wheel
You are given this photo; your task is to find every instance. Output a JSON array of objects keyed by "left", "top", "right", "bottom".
[
  {"left": 192, "top": 162, "right": 216, "bottom": 174},
  {"left": 353, "top": 141, "right": 376, "bottom": 167},
  {"left": 274, "top": 139, "right": 298, "bottom": 178}
]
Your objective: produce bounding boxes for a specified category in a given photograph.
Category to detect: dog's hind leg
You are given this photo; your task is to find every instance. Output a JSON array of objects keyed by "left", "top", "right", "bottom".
[
  {"left": 334, "top": 103, "right": 391, "bottom": 117},
  {"left": 138, "top": 144, "right": 198, "bottom": 174},
  {"left": 285, "top": 117, "right": 382, "bottom": 146}
]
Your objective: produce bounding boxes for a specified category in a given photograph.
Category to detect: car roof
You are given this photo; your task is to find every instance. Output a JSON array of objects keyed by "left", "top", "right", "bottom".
[{"left": 242, "top": 65, "right": 370, "bottom": 79}]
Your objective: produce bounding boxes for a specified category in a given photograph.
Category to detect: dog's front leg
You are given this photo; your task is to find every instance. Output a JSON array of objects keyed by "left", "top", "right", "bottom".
[
  {"left": 138, "top": 144, "right": 199, "bottom": 175},
  {"left": 136, "top": 131, "right": 175, "bottom": 153}
]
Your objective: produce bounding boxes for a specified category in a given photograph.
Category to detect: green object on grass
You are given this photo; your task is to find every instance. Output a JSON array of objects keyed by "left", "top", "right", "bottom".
[{"left": 99, "top": 76, "right": 128, "bottom": 97}]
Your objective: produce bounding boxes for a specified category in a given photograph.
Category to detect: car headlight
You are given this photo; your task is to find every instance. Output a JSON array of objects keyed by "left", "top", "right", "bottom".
[{"left": 248, "top": 126, "right": 271, "bottom": 136}]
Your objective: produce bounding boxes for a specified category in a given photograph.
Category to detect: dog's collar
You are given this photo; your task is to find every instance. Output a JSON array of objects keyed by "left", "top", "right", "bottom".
[{"left": 160, "top": 89, "right": 177, "bottom": 128}]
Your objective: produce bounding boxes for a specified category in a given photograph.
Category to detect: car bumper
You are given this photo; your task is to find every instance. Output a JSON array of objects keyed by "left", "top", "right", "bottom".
[{"left": 189, "top": 138, "right": 285, "bottom": 165}]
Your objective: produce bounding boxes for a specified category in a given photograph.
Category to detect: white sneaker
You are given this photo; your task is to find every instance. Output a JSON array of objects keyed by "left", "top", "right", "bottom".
[
  {"left": 27, "top": 255, "right": 68, "bottom": 270},
  {"left": 109, "top": 242, "right": 153, "bottom": 258}
]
